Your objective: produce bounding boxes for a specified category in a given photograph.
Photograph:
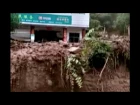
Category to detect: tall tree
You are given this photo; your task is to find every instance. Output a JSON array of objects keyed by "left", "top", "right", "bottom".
[
  {"left": 113, "top": 13, "right": 130, "bottom": 35},
  {"left": 89, "top": 13, "right": 130, "bottom": 35},
  {"left": 90, "top": 13, "right": 116, "bottom": 32},
  {"left": 11, "top": 13, "right": 20, "bottom": 31},
  {"left": 89, "top": 13, "right": 102, "bottom": 30}
]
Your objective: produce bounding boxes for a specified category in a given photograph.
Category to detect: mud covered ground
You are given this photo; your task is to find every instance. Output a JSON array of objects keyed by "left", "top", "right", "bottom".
[
  {"left": 10, "top": 40, "right": 130, "bottom": 92},
  {"left": 78, "top": 66, "right": 129, "bottom": 92},
  {"left": 11, "top": 41, "right": 70, "bottom": 92}
]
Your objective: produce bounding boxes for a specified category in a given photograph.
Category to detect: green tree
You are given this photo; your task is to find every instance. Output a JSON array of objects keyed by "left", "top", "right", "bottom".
[
  {"left": 89, "top": 13, "right": 130, "bottom": 35},
  {"left": 97, "top": 13, "right": 115, "bottom": 32},
  {"left": 90, "top": 13, "right": 116, "bottom": 32},
  {"left": 11, "top": 13, "right": 20, "bottom": 31},
  {"left": 90, "top": 19, "right": 102, "bottom": 30},
  {"left": 89, "top": 14, "right": 101, "bottom": 29},
  {"left": 114, "top": 13, "right": 130, "bottom": 35}
]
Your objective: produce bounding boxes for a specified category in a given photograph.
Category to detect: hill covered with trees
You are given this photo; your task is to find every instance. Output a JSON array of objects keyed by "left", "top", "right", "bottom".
[{"left": 89, "top": 13, "right": 130, "bottom": 35}]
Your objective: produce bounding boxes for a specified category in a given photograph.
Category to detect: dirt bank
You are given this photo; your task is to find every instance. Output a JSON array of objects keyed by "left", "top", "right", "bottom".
[
  {"left": 78, "top": 66, "right": 129, "bottom": 92},
  {"left": 10, "top": 41, "right": 130, "bottom": 92},
  {"left": 11, "top": 42, "right": 70, "bottom": 92}
]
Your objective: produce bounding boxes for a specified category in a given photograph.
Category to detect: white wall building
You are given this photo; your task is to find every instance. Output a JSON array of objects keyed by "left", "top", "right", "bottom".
[{"left": 11, "top": 13, "right": 90, "bottom": 42}]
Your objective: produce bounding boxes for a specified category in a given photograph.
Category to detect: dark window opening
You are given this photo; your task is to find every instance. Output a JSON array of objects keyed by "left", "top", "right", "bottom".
[
  {"left": 35, "top": 30, "right": 61, "bottom": 42},
  {"left": 69, "top": 33, "right": 80, "bottom": 43}
]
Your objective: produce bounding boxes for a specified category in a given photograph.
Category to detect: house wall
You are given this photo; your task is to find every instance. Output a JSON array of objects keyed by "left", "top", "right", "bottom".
[
  {"left": 11, "top": 24, "right": 85, "bottom": 42},
  {"left": 11, "top": 25, "right": 30, "bottom": 41},
  {"left": 10, "top": 25, "right": 64, "bottom": 41},
  {"left": 66, "top": 27, "right": 83, "bottom": 42}
]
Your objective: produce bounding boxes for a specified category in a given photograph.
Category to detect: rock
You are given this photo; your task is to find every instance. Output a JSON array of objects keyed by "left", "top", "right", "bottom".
[
  {"left": 72, "top": 43, "right": 80, "bottom": 47},
  {"left": 59, "top": 40, "right": 66, "bottom": 44},
  {"left": 59, "top": 40, "right": 69, "bottom": 47},
  {"left": 47, "top": 80, "right": 53, "bottom": 86},
  {"left": 63, "top": 43, "right": 69, "bottom": 48},
  {"left": 68, "top": 47, "right": 81, "bottom": 53}
]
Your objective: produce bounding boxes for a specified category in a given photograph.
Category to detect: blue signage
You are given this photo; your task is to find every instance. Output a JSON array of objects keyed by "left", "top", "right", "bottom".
[{"left": 19, "top": 13, "right": 72, "bottom": 25}]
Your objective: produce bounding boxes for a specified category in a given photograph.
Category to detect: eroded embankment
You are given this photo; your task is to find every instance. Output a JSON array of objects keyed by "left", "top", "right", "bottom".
[{"left": 11, "top": 41, "right": 130, "bottom": 92}]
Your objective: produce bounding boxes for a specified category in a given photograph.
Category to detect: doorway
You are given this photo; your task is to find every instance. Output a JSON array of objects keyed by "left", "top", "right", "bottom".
[{"left": 34, "top": 30, "right": 61, "bottom": 42}]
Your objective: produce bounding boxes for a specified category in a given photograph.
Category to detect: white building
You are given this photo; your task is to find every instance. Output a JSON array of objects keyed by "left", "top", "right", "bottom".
[{"left": 11, "top": 13, "right": 90, "bottom": 42}]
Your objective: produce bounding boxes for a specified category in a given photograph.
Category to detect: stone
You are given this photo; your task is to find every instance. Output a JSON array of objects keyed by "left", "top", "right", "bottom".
[{"left": 68, "top": 47, "right": 81, "bottom": 53}]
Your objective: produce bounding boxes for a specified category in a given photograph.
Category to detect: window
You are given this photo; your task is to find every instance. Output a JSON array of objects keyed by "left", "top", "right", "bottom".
[{"left": 69, "top": 33, "right": 80, "bottom": 43}]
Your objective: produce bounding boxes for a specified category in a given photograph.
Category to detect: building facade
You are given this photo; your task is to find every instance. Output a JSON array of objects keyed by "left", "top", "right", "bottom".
[{"left": 11, "top": 13, "right": 90, "bottom": 42}]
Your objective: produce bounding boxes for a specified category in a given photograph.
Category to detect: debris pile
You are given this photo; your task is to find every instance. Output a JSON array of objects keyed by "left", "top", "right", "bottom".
[
  {"left": 11, "top": 41, "right": 71, "bottom": 92},
  {"left": 10, "top": 35, "right": 130, "bottom": 92}
]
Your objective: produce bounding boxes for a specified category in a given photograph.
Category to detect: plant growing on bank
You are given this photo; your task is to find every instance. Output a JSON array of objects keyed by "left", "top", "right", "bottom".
[
  {"left": 83, "top": 28, "right": 112, "bottom": 70},
  {"left": 66, "top": 55, "right": 85, "bottom": 91},
  {"left": 11, "top": 13, "right": 20, "bottom": 31},
  {"left": 66, "top": 28, "right": 112, "bottom": 91}
]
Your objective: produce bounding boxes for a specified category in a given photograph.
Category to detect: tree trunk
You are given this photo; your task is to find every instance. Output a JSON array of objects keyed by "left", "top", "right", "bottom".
[
  {"left": 124, "top": 23, "right": 126, "bottom": 35},
  {"left": 103, "top": 26, "right": 106, "bottom": 37},
  {"left": 128, "top": 25, "right": 130, "bottom": 36}
]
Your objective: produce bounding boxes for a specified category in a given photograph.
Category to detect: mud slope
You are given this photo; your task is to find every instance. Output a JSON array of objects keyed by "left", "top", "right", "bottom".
[{"left": 78, "top": 66, "right": 129, "bottom": 92}]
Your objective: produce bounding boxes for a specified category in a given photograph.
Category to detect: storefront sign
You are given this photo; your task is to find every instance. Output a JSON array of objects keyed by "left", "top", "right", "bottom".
[{"left": 19, "top": 13, "right": 72, "bottom": 25}]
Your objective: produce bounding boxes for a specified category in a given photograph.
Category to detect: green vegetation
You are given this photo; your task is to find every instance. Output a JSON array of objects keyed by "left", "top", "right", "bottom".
[
  {"left": 10, "top": 13, "right": 20, "bottom": 31},
  {"left": 89, "top": 13, "right": 130, "bottom": 35},
  {"left": 66, "top": 27, "right": 129, "bottom": 90},
  {"left": 65, "top": 14, "right": 130, "bottom": 90},
  {"left": 66, "top": 28, "right": 112, "bottom": 90}
]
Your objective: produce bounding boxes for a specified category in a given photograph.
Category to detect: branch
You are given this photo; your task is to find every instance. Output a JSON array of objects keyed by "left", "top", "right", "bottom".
[
  {"left": 99, "top": 56, "right": 109, "bottom": 79},
  {"left": 97, "top": 56, "right": 109, "bottom": 91}
]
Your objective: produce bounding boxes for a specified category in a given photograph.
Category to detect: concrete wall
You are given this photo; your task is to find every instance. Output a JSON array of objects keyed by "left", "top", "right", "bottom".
[{"left": 11, "top": 25, "right": 30, "bottom": 41}]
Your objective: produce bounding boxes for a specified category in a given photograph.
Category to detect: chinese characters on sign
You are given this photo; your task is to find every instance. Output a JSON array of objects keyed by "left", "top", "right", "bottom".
[
  {"left": 19, "top": 13, "right": 72, "bottom": 25},
  {"left": 56, "top": 17, "right": 69, "bottom": 22}
]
